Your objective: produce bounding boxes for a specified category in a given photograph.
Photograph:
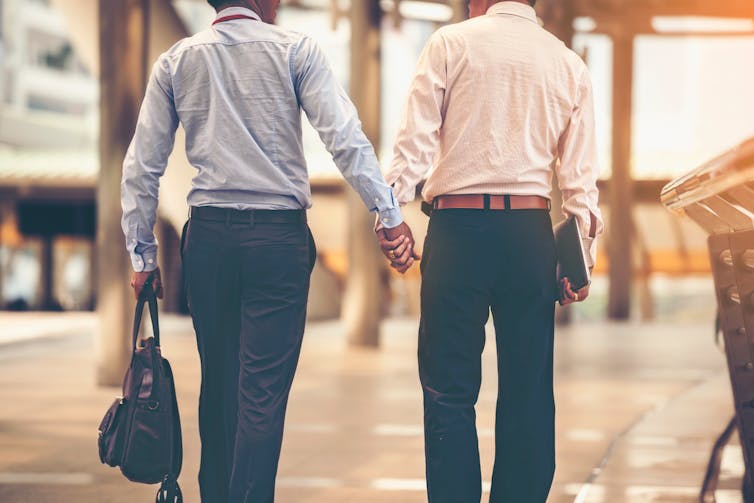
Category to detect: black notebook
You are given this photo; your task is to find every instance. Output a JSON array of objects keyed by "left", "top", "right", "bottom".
[{"left": 553, "top": 216, "right": 590, "bottom": 291}]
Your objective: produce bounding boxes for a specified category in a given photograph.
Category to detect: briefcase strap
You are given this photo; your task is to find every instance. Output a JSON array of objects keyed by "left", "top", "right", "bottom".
[
  {"left": 156, "top": 477, "right": 182, "bottom": 503},
  {"left": 129, "top": 276, "right": 163, "bottom": 401},
  {"left": 131, "top": 276, "right": 161, "bottom": 353}
]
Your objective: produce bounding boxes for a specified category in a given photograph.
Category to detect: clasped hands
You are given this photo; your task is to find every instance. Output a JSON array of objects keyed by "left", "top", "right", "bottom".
[{"left": 376, "top": 222, "right": 421, "bottom": 274}]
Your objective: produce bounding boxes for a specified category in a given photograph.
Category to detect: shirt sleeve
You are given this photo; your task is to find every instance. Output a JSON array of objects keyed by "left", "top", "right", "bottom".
[
  {"left": 293, "top": 36, "right": 403, "bottom": 229},
  {"left": 556, "top": 68, "right": 604, "bottom": 268},
  {"left": 120, "top": 56, "right": 179, "bottom": 272},
  {"left": 385, "top": 31, "right": 447, "bottom": 205}
]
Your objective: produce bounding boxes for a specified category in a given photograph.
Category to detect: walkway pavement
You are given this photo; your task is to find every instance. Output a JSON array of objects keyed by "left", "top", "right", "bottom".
[{"left": 0, "top": 312, "right": 746, "bottom": 502}]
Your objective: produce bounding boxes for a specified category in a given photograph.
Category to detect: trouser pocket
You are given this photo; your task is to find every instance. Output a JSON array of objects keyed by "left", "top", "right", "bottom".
[
  {"left": 307, "top": 226, "right": 317, "bottom": 273},
  {"left": 179, "top": 220, "right": 189, "bottom": 259}
]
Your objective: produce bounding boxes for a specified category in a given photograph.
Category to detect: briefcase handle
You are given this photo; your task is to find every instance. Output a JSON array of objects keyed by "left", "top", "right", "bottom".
[{"left": 131, "top": 275, "right": 161, "bottom": 354}]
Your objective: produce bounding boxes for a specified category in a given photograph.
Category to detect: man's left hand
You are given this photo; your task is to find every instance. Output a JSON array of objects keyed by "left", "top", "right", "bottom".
[{"left": 559, "top": 277, "right": 589, "bottom": 306}]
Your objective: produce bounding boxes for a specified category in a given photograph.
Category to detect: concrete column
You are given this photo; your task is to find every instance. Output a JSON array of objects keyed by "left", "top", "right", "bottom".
[
  {"left": 41, "top": 236, "right": 54, "bottom": 310},
  {"left": 343, "top": 0, "right": 384, "bottom": 347},
  {"left": 607, "top": 32, "right": 634, "bottom": 320},
  {"left": 0, "top": 198, "right": 15, "bottom": 306},
  {"left": 96, "top": 0, "right": 149, "bottom": 386}
]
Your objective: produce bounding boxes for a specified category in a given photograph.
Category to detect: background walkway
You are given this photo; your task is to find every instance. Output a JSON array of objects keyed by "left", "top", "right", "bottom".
[{"left": 0, "top": 312, "right": 745, "bottom": 502}]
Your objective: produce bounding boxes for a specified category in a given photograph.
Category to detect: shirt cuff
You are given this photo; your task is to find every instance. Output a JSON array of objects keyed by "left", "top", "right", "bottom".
[
  {"left": 131, "top": 251, "right": 158, "bottom": 272},
  {"left": 582, "top": 237, "right": 596, "bottom": 269},
  {"left": 376, "top": 206, "right": 403, "bottom": 229}
]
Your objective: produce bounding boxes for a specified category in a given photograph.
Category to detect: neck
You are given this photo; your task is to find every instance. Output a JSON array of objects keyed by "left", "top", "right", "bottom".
[
  {"left": 216, "top": 2, "right": 259, "bottom": 14},
  {"left": 216, "top": 1, "right": 269, "bottom": 22},
  {"left": 216, "top": 2, "right": 249, "bottom": 10}
]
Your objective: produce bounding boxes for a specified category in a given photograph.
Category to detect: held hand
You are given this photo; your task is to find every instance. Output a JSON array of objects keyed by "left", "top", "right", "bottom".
[
  {"left": 376, "top": 222, "right": 421, "bottom": 274},
  {"left": 130, "top": 267, "right": 164, "bottom": 300},
  {"left": 559, "top": 277, "right": 589, "bottom": 306}
]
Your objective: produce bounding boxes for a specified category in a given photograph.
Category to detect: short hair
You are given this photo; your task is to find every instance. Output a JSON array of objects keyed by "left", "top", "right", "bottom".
[
  {"left": 207, "top": 0, "right": 228, "bottom": 8},
  {"left": 529, "top": 0, "right": 537, "bottom": 5}
]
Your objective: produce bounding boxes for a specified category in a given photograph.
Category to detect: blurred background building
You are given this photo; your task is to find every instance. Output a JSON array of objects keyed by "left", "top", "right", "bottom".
[
  {"left": 1, "top": 0, "right": 753, "bottom": 322},
  {"left": 0, "top": 0, "right": 97, "bottom": 311},
  {"left": 2, "top": 1, "right": 754, "bottom": 501}
]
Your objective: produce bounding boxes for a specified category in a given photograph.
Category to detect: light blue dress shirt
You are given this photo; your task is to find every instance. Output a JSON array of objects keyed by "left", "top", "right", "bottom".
[{"left": 121, "top": 7, "right": 402, "bottom": 272}]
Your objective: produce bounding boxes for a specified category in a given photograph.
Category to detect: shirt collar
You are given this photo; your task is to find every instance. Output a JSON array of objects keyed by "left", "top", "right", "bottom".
[
  {"left": 486, "top": 1, "right": 538, "bottom": 24},
  {"left": 214, "top": 6, "right": 261, "bottom": 22}
]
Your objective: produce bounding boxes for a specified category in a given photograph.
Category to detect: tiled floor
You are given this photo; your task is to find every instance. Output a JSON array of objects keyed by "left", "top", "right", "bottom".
[{"left": 0, "top": 313, "right": 745, "bottom": 502}]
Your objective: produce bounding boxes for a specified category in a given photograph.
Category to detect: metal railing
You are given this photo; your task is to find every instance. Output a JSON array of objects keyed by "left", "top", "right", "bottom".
[{"left": 662, "top": 136, "right": 754, "bottom": 502}]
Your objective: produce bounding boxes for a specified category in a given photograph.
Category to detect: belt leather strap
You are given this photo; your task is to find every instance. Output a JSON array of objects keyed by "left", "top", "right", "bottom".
[
  {"left": 190, "top": 206, "right": 306, "bottom": 225},
  {"left": 432, "top": 194, "right": 550, "bottom": 211}
]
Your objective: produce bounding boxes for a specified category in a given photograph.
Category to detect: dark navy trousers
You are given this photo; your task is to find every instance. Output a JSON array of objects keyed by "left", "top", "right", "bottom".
[
  {"left": 181, "top": 210, "right": 315, "bottom": 503},
  {"left": 419, "top": 208, "right": 558, "bottom": 503}
]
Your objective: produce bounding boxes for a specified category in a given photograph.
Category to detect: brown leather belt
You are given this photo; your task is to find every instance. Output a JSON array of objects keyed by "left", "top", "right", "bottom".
[{"left": 432, "top": 194, "right": 550, "bottom": 211}]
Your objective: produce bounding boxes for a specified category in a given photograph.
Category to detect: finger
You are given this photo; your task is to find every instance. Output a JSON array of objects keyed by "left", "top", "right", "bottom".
[
  {"left": 559, "top": 282, "right": 573, "bottom": 305},
  {"left": 380, "top": 234, "right": 406, "bottom": 249},
  {"left": 563, "top": 281, "right": 577, "bottom": 300},
  {"left": 401, "top": 257, "right": 416, "bottom": 271},
  {"left": 155, "top": 271, "right": 165, "bottom": 299},
  {"left": 392, "top": 239, "right": 409, "bottom": 257},
  {"left": 380, "top": 239, "right": 405, "bottom": 255},
  {"left": 390, "top": 257, "right": 410, "bottom": 271},
  {"left": 561, "top": 285, "right": 574, "bottom": 304},
  {"left": 412, "top": 248, "right": 422, "bottom": 260},
  {"left": 392, "top": 245, "right": 413, "bottom": 265},
  {"left": 393, "top": 258, "right": 414, "bottom": 274},
  {"left": 383, "top": 247, "right": 402, "bottom": 262}
]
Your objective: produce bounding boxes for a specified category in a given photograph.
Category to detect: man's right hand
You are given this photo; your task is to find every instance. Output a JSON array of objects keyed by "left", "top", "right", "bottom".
[
  {"left": 130, "top": 267, "right": 164, "bottom": 300},
  {"left": 376, "top": 221, "right": 421, "bottom": 274}
]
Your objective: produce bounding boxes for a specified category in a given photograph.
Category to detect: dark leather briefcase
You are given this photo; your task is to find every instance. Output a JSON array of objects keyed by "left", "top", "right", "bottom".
[{"left": 97, "top": 278, "right": 183, "bottom": 502}]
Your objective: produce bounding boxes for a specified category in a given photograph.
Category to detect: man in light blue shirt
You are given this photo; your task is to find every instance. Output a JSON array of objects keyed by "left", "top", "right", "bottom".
[{"left": 120, "top": 1, "right": 417, "bottom": 501}]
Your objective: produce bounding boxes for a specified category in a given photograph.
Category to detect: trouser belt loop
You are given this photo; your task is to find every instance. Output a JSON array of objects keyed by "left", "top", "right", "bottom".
[
  {"left": 225, "top": 209, "right": 231, "bottom": 228},
  {"left": 483, "top": 194, "right": 491, "bottom": 210},
  {"left": 422, "top": 201, "right": 434, "bottom": 217},
  {"left": 249, "top": 210, "right": 255, "bottom": 228},
  {"left": 504, "top": 195, "right": 511, "bottom": 210}
]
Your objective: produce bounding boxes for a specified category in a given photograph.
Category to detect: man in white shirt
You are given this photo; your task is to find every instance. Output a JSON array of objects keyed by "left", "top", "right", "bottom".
[{"left": 386, "top": 0, "right": 604, "bottom": 501}]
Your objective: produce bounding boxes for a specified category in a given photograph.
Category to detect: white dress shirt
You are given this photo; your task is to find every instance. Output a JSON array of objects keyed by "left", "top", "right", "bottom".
[{"left": 387, "top": 1, "right": 603, "bottom": 266}]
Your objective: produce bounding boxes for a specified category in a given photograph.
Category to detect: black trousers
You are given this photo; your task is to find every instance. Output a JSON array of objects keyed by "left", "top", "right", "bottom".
[
  {"left": 181, "top": 210, "right": 316, "bottom": 503},
  {"left": 419, "top": 209, "right": 557, "bottom": 503}
]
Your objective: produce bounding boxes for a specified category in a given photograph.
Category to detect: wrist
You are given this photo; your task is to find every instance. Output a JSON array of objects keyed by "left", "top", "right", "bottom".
[{"left": 377, "top": 206, "right": 403, "bottom": 229}]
